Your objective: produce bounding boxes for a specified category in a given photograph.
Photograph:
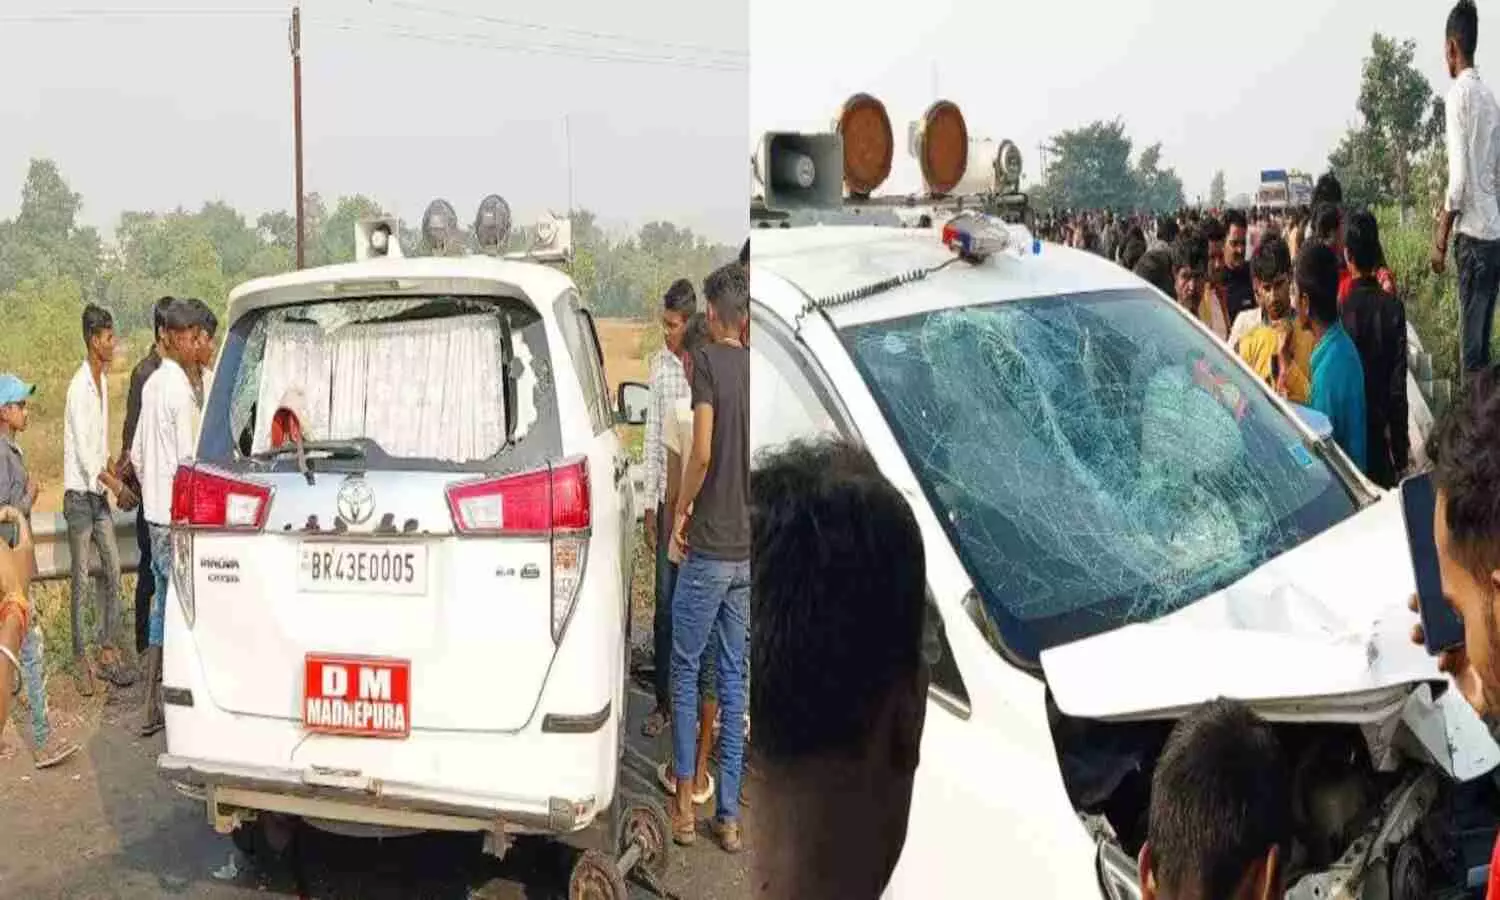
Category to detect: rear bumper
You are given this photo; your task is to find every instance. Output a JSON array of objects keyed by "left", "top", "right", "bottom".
[{"left": 159, "top": 754, "right": 600, "bottom": 837}]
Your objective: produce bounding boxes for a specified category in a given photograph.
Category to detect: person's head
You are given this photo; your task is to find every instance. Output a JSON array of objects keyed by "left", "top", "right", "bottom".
[
  {"left": 1312, "top": 173, "right": 1343, "bottom": 209},
  {"left": 678, "top": 311, "right": 711, "bottom": 377},
  {"left": 1200, "top": 218, "right": 1227, "bottom": 278},
  {"left": 81, "top": 303, "right": 116, "bottom": 366},
  {"left": 1121, "top": 234, "right": 1149, "bottom": 272},
  {"left": 750, "top": 437, "right": 928, "bottom": 895},
  {"left": 661, "top": 277, "right": 697, "bottom": 353},
  {"left": 0, "top": 375, "right": 35, "bottom": 434},
  {"left": 1312, "top": 202, "right": 1342, "bottom": 246},
  {"left": 1157, "top": 216, "right": 1180, "bottom": 244},
  {"left": 1171, "top": 231, "right": 1210, "bottom": 308},
  {"left": 1427, "top": 366, "right": 1500, "bottom": 716},
  {"left": 1139, "top": 698, "right": 1290, "bottom": 900},
  {"left": 1344, "top": 209, "right": 1384, "bottom": 277},
  {"left": 701, "top": 261, "right": 748, "bottom": 341},
  {"left": 1294, "top": 241, "right": 1341, "bottom": 329},
  {"left": 158, "top": 297, "right": 199, "bottom": 363},
  {"left": 1448, "top": 0, "right": 1479, "bottom": 78},
  {"left": 152, "top": 295, "right": 176, "bottom": 346},
  {"left": 1251, "top": 235, "right": 1293, "bottom": 320},
  {"left": 1136, "top": 248, "right": 1178, "bottom": 299},
  {"left": 184, "top": 298, "right": 218, "bottom": 370},
  {"left": 1222, "top": 209, "right": 1249, "bottom": 269}
]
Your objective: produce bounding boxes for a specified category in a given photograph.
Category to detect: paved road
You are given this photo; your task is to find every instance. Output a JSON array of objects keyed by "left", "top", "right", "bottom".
[{"left": 0, "top": 673, "right": 752, "bottom": 899}]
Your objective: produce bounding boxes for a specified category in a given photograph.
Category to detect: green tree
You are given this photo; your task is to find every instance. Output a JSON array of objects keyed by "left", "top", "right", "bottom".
[
  {"left": 1041, "top": 120, "right": 1139, "bottom": 211},
  {"left": 1330, "top": 33, "right": 1444, "bottom": 209},
  {"left": 1209, "top": 170, "right": 1227, "bottom": 208},
  {"left": 1038, "top": 122, "right": 1184, "bottom": 212}
]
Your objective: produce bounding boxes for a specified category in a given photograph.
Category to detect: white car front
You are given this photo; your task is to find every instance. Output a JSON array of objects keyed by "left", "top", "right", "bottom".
[{"left": 749, "top": 223, "right": 1500, "bottom": 899}]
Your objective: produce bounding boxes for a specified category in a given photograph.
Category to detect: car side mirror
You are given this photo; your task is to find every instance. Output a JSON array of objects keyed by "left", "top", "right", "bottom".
[
  {"left": 617, "top": 382, "right": 650, "bottom": 426},
  {"left": 1291, "top": 403, "right": 1334, "bottom": 442}
]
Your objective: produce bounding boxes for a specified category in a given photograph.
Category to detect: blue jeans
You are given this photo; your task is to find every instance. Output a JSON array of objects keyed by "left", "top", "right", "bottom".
[
  {"left": 670, "top": 551, "right": 749, "bottom": 822},
  {"left": 17, "top": 620, "right": 48, "bottom": 749},
  {"left": 147, "top": 524, "right": 172, "bottom": 648},
  {"left": 1456, "top": 234, "right": 1500, "bottom": 373}
]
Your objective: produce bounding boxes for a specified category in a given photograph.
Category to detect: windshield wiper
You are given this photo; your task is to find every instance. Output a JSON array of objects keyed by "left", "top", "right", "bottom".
[
  {"left": 499, "top": 312, "right": 519, "bottom": 448},
  {"left": 252, "top": 439, "right": 368, "bottom": 486},
  {"left": 251, "top": 439, "right": 368, "bottom": 461}
]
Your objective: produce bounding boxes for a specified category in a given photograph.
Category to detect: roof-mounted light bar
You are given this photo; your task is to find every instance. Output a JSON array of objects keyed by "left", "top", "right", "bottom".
[
  {"left": 836, "top": 92, "right": 893, "bottom": 198},
  {"left": 753, "top": 93, "right": 1030, "bottom": 226}
]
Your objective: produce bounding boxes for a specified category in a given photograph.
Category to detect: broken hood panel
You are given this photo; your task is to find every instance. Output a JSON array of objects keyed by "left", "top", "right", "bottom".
[{"left": 1042, "top": 493, "right": 1500, "bottom": 775}]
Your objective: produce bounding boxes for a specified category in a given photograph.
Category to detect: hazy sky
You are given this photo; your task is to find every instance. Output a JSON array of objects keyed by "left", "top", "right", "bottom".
[
  {"left": 751, "top": 0, "right": 1484, "bottom": 202},
  {"left": 0, "top": 0, "right": 747, "bottom": 244}
]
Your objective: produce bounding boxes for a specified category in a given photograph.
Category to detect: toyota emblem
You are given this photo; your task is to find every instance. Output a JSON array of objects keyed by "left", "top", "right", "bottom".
[{"left": 336, "top": 477, "right": 375, "bottom": 525}]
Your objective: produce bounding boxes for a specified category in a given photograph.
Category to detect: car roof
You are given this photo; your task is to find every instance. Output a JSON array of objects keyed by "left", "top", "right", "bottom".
[
  {"left": 750, "top": 226, "right": 1150, "bottom": 328},
  {"left": 225, "top": 254, "right": 577, "bottom": 323}
]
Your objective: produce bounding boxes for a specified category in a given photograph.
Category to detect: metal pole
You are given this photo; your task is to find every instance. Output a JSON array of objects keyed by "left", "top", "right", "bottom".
[{"left": 292, "top": 4, "right": 305, "bottom": 269}]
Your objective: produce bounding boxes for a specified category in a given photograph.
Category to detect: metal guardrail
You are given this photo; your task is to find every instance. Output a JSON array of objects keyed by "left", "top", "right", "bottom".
[
  {"left": 31, "top": 511, "right": 140, "bottom": 582},
  {"left": 28, "top": 463, "right": 646, "bottom": 583}
]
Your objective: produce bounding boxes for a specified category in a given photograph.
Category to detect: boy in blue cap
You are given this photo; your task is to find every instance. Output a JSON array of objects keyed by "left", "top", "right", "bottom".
[{"left": 0, "top": 373, "right": 81, "bottom": 768}]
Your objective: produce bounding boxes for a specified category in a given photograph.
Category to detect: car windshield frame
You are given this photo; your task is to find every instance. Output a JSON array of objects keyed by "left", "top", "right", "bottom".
[
  {"left": 198, "top": 294, "right": 564, "bottom": 476},
  {"left": 838, "top": 287, "right": 1361, "bottom": 666}
]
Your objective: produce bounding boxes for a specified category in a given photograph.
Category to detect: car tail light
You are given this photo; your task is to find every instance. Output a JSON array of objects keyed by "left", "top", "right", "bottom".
[
  {"left": 446, "top": 458, "right": 592, "bottom": 643},
  {"left": 166, "top": 465, "right": 272, "bottom": 629},
  {"left": 171, "top": 465, "right": 272, "bottom": 530}
]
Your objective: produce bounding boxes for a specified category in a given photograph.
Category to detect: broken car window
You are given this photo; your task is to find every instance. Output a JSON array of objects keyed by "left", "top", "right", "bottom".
[{"left": 842, "top": 288, "right": 1359, "bottom": 664}]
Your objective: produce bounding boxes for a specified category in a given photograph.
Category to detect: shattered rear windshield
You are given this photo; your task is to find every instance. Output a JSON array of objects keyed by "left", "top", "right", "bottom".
[{"left": 842, "top": 288, "right": 1358, "bottom": 664}]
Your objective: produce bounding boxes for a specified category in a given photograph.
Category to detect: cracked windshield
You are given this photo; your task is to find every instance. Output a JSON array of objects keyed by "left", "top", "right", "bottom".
[{"left": 843, "top": 289, "right": 1359, "bottom": 661}]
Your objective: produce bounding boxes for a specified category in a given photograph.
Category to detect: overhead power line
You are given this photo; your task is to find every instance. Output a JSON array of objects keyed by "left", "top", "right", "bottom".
[
  {"left": 381, "top": 0, "right": 745, "bottom": 60},
  {"left": 307, "top": 18, "right": 746, "bottom": 72}
]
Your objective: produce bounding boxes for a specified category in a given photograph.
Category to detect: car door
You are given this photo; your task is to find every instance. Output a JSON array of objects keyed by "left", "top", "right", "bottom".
[{"left": 578, "top": 305, "right": 635, "bottom": 599}]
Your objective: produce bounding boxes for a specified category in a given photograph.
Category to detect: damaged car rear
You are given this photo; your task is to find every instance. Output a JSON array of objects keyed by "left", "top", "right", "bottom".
[{"left": 749, "top": 225, "right": 1500, "bottom": 899}]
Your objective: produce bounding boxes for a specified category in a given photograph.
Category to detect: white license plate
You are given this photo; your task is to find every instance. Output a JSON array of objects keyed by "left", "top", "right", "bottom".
[{"left": 298, "top": 543, "right": 428, "bottom": 596}]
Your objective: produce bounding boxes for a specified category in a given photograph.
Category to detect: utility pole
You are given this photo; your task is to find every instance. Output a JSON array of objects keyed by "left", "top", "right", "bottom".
[{"left": 291, "top": 3, "right": 305, "bottom": 269}]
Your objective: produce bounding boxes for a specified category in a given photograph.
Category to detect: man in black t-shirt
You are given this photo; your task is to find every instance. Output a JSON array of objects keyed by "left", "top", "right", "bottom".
[{"left": 668, "top": 262, "right": 751, "bottom": 854}]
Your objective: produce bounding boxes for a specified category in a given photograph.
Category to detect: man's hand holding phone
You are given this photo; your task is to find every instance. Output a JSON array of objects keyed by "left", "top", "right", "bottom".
[{"left": 1410, "top": 594, "right": 1488, "bottom": 719}]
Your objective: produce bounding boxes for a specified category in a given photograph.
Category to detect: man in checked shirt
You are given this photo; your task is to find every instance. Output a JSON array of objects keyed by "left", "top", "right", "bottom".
[{"left": 642, "top": 278, "right": 699, "bottom": 738}]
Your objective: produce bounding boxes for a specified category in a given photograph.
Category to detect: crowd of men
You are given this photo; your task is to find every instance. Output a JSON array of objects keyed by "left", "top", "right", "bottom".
[
  {"left": 0, "top": 296, "right": 218, "bottom": 768},
  {"left": 1041, "top": 185, "right": 1415, "bottom": 490}
]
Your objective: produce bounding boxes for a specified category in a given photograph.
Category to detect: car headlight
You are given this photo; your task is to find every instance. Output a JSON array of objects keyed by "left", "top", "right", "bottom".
[{"left": 1096, "top": 839, "right": 1142, "bottom": 900}]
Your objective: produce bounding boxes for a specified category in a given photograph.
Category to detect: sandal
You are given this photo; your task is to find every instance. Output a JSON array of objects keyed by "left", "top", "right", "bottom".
[
  {"left": 671, "top": 805, "right": 697, "bottom": 846},
  {"left": 710, "top": 817, "right": 743, "bottom": 854},
  {"left": 640, "top": 706, "right": 669, "bottom": 739},
  {"left": 657, "top": 762, "right": 715, "bottom": 805}
]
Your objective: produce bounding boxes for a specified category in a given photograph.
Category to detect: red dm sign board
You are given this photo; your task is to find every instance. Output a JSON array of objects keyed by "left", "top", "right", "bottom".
[{"left": 303, "top": 654, "right": 411, "bottom": 738}]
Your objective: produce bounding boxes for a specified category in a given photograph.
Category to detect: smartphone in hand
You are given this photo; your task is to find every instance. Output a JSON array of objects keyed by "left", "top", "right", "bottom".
[{"left": 1401, "top": 471, "right": 1465, "bottom": 655}]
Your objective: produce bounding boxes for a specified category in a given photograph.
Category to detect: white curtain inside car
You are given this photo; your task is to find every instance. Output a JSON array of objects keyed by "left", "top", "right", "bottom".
[
  {"left": 327, "top": 314, "right": 504, "bottom": 461},
  {"left": 252, "top": 320, "right": 332, "bottom": 453}
]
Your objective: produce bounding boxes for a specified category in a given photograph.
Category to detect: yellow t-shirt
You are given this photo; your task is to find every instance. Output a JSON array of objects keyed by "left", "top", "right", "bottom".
[{"left": 1237, "top": 320, "right": 1313, "bottom": 404}]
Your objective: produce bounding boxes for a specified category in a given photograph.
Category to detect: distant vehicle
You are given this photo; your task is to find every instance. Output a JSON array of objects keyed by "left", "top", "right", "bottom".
[
  {"left": 753, "top": 95, "right": 1500, "bottom": 900},
  {"left": 156, "top": 201, "right": 667, "bottom": 900},
  {"left": 1257, "top": 169, "right": 1313, "bottom": 209}
]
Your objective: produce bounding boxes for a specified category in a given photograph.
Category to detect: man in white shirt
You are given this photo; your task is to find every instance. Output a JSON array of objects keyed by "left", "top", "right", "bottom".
[
  {"left": 130, "top": 299, "right": 205, "bottom": 737},
  {"left": 62, "top": 304, "right": 133, "bottom": 695},
  {"left": 1434, "top": 0, "right": 1500, "bottom": 374},
  {"left": 642, "top": 278, "right": 696, "bottom": 739}
]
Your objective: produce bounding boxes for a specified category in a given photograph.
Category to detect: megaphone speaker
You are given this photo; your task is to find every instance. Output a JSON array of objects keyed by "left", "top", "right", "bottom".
[{"left": 757, "top": 132, "right": 843, "bottom": 211}]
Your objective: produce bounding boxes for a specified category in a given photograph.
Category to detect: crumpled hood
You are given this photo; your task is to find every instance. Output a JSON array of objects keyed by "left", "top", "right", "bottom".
[{"left": 1041, "top": 493, "right": 1500, "bottom": 779}]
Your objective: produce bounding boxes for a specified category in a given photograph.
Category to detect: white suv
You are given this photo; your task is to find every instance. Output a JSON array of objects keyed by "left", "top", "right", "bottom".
[
  {"left": 750, "top": 221, "right": 1500, "bottom": 899},
  {"left": 156, "top": 241, "right": 665, "bottom": 896}
]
